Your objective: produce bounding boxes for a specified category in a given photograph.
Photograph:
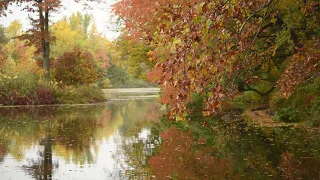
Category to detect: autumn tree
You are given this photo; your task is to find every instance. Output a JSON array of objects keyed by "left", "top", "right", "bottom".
[
  {"left": 55, "top": 49, "right": 99, "bottom": 85},
  {"left": 113, "top": 0, "right": 320, "bottom": 117},
  {"left": 69, "top": 12, "right": 93, "bottom": 38},
  {"left": 5, "top": 20, "right": 22, "bottom": 39},
  {"left": 1, "top": 1, "right": 109, "bottom": 81},
  {"left": 113, "top": 35, "right": 153, "bottom": 80},
  {"left": 50, "top": 19, "right": 82, "bottom": 57}
]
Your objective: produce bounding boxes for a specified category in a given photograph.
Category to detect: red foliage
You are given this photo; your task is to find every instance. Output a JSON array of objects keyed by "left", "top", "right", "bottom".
[
  {"left": 95, "top": 49, "right": 110, "bottom": 69},
  {"left": 0, "top": 143, "right": 7, "bottom": 161},
  {"left": 149, "top": 127, "right": 239, "bottom": 179},
  {"left": 278, "top": 39, "right": 320, "bottom": 98},
  {"left": 115, "top": 0, "right": 320, "bottom": 117},
  {"left": 35, "top": 85, "right": 56, "bottom": 104},
  {"left": 115, "top": 0, "right": 270, "bottom": 116},
  {"left": 0, "top": 85, "right": 55, "bottom": 105},
  {"left": 280, "top": 151, "right": 320, "bottom": 180},
  {"left": 55, "top": 49, "right": 99, "bottom": 85}
]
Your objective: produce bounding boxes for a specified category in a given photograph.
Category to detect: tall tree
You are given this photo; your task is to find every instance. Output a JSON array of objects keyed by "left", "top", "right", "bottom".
[
  {"left": 31, "top": 0, "right": 61, "bottom": 81},
  {"left": 113, "top": 0, "right": 320, "bottom": 117},
  {"left": 1, "top": 0, "right": 102, "bottom": 81},
  {"left": 5, "top": 20, "right": 22, "bottom": 39}
]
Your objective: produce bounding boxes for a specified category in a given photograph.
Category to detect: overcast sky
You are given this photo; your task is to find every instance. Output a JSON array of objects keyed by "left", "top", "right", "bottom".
[{"left": 0, "top": 0, "right": 120, "bottom": 40}]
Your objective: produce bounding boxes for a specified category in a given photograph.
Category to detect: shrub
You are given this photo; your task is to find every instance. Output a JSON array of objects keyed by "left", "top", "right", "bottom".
[
  {"left": 0, "top": 72, "right": 38, "bottom": 105},
  {"left": 274, "top": 107, "right": 300, "bottom": 123},
  {"left": 55, "top": 49, "right": 99, "bottom": 85},
  {"left": 35, "top": 85, "right": 56, "bottom": 104},
  {"left": 54, "top": 85, "right": 105, "bottom": 104},
  {"left": 97, "top": 78, "right": 112, "bottom": 89},
  {"left": 273, "top": 77, "right": 320, "bottom": 126}
]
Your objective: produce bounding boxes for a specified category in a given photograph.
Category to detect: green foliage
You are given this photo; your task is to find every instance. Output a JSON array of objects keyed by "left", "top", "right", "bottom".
[
  {"left": 186, "top": 93, "right": 204, "bottom": 118},
  {"left": 274, "top": 78, "right": 320, "bottom": 126},
  {"left": 113, "top": 36, "right": 153, "bottom": 80},
  {"left": 0, "top": 25, "right": 8, "bottom": 44},
  {"left": 54, "top": 85, "right": 105, "bottom": 104},
  {"left": 114, "top": 0, "right": 320, "bottom": 120},
  {"left": 0, "top": 72, "right": 56, "bottom": 105},
  {"left": 275, "top": 107, "right": 300, "bottom": 123},
  {"left": 107, "top": 64, "right": 153, "bottom": 88},
  {"left": 0, "top": 72, "right": 38, "bottom": 105},
  {"left": 96, "top": 78, "right": 112, "bottom": 89}
]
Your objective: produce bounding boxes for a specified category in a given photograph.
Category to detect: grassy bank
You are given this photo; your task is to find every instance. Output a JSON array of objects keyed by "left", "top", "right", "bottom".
[{"left": 0, "top": 75, "right": 105, "bottom": 106}]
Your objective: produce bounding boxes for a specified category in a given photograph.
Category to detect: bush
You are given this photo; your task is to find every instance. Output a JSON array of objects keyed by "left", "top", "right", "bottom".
[
  {"left": 274, "top": 107, "right": 300, "bottom": 123},
  {"left": 107, "top": 64, "right": 155, "bottom": 88},
  {"left": 35, "top": 84, "right": 56, "bottom": 104},
  {"left": 97, "top": 78, "right": 112, "bottom": 89},
  {"left": 55, "top": 49, "right": 99, "bottom": 85},
  {"left": 54, "top": 85, "right": 105, "bottom": 104},
  {"left": 273, "top": 78, "right": 320, "bottom": 126},
  {"left": 0, "top": 72, "right": 38, "bottom": 105}
]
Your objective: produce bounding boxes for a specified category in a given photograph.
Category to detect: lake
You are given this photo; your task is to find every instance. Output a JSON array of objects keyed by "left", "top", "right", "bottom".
[{"left": 0, "top": 88, "right": 319, "bottom": 179}]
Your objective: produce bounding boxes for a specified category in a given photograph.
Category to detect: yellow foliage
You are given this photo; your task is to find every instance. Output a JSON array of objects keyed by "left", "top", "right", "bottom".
[{"left": 51, "top": 20, "right": 84, "bottom": 57}]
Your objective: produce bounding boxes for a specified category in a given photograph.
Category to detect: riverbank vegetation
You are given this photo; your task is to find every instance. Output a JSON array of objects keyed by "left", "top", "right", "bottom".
[
  {"left": 0, "top": 0, "right": 319, "bottom": 127},
  {"left": 113, "top": 0, "right": 320, "bottom": 127},
  {"left": 0, "top": 9, "right": 154, "bottom": 105}
]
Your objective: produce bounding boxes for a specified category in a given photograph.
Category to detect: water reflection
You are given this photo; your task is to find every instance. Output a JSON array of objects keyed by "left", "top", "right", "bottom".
[
  {"left": 1, "top": 100, "right": 319, "bottom": 179},
  {"left": 0, "top": 99, "right": 161, "bottom": 179},
  {"left": 149, "top": 120, "right": 320, "bottom": 179}
]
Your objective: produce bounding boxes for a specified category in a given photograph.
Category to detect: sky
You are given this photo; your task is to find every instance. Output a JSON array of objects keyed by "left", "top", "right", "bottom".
[{"left": 0, "top": 0, "right": 120, "bottom": 40}]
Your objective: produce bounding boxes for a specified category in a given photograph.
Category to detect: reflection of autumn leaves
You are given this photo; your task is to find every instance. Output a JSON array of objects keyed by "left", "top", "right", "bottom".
[
  {"left": 149, "top": 127, "right": 239, "bottom": 180},
  {"left": 0, "top": 143, "right": 7, "bottom": 162},
  {"left": 280, "top": 151, "right": 320, "bottom": 180},
  {"left": 145, "top": 103, "right": 161, "bottom": 121}
]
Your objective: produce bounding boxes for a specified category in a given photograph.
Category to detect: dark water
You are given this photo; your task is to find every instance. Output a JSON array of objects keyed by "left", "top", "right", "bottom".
[{"left": 0, "top": 99, "right": 319, "bottom": 180}]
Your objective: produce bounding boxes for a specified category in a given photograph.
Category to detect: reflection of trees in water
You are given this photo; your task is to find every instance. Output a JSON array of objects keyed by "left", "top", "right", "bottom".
[
  {"left": 214, "top": 122, "right": 320, "bottom": 179},
  {"left": 150, "top": 119, "right": 320, "bottom": 179},
  {"left": 0, "top": 99, "right": 163, "bottom": 179},
  {"left": 0, "top": 108, "right": 43, "bottom": 160},
  {"left": 23, "top": 135, "right": 58, "bottom": 180},
  {"left": 149, "top": 127, "right": 238, "bottom": 180},
  {"left": 114, "top": 131, "right": 161, "bottom": 179},
  {"left": 107, "top": 100, "right": 162, "bottom": 179},
  {"left": 0, "top": 105, "right": 109, "bottom": 178},
  {"left": 0, "top": 141, "right": 7, "bottom": 162},
  {"left": 110, "top": 100, "right": 161, "bottom": 138},
  {"left": 52, "top": 110, "right": 101, "bottom": 165}
]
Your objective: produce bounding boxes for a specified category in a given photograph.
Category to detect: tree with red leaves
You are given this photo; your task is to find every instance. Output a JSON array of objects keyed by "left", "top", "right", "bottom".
[
  {"left": 113, "top": 0, "right": 320, "bottom": 118},
  {"left": 1, "top": 0, "right": 108, "bottom": 81}
]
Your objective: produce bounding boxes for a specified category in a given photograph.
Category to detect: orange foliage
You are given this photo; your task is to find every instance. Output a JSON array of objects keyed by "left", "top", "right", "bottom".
[
  {"left": 149, "top": 127, "right": 239, "bottom": 179},
  {"left": 280, "top": 151, "right": 320, "bottom": 180},
  {"left": 95, "top": 49, "right": 110, "bottom": 69},
  {"left": 55, "top": 49, "right": 99, "bottom": 85},
  {"left": 115, "top": 0, "right": 320, "bottom": 117},
  {"left": 278, "top": 39, "right": 320, "bottom": 98}
]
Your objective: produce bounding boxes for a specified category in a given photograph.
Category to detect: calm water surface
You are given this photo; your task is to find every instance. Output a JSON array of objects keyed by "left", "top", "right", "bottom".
[
  {"left": 0, "top": 96, "right": 319, "bottom": 179},
  {"left": 0, "top": 99, "right": 161, "bottom": 180}
]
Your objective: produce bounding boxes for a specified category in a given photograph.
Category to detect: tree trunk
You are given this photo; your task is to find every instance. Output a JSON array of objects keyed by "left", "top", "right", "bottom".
[
  {"left": 39, "top": 0, "right": 50, "bottom": 82},
  {"left": 43, "top": 134, "right": 53, "bottom": 180}
]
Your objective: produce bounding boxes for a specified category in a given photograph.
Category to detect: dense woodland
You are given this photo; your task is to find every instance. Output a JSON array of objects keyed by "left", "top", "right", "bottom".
[{"left": 0, "top": 0, "right": 319, "bottom": 126}]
